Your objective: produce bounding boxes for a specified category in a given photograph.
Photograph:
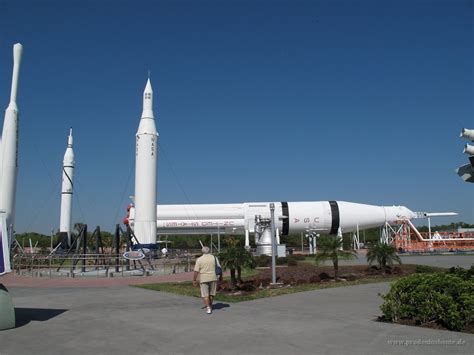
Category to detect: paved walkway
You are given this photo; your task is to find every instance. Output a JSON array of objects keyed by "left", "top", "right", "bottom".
[
  {"left": 0, "top": 254, "right": 473, "bottom": 354},
  {"left": 1, "top": 270, "right": 195, "bottom": 288},
  {"left": 341, "top": 253, "right": 474, "bottom": 269}
]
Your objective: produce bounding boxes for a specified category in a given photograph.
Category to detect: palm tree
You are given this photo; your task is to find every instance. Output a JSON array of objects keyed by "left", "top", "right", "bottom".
[
  {"left": 218, "top": 236, "right": 255, "bottom": 290},
  {"left": 314, "top": 236, "right": 357, "bottom": 279},
  {"left": 366, "top": 242, "right": 401, "bottom": 273}
]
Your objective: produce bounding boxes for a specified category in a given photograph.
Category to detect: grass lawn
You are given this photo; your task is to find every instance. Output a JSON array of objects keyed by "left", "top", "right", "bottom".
[
  {"left": 135, "top": 263, "right": 448, "bottom": 303},
  {"left": 135, "top": 275, "right": 406, "bottom": 303}
]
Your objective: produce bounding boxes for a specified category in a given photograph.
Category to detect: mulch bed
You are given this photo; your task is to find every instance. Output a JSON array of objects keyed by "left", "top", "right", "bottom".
[{"left": 218, "top": 264, "right": 416, "bottom": 293}]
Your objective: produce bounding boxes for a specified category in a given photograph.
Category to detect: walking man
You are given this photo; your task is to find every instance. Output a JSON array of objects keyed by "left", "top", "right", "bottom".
[{"left": 193, "top": 246, "right": 222, "bottom": 314}]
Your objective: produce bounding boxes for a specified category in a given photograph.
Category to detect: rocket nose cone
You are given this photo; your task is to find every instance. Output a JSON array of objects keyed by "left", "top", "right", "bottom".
[
  {"left": 144, "top": 78, "right": 153, "bottom": 93},
  {"left": 68, "top": 129, "right": 73, "bottom": 146},
  {"left": 384, "top": 205, "right": 416, "bottom": 222},
  {"left": 398, "top": 206, "right": 416, "bottom": 220},
  {"left": 13, "top": 43, "right": 23, "bottom": 62}
]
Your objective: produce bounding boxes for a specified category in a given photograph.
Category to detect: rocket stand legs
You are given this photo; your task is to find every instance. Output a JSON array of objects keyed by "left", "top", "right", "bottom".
[
  {"left": 0, "top": 283, "right": 15, "bottom": 330},
  {"left": 244, "top": 229, "right": 250, "bottom": 249}
]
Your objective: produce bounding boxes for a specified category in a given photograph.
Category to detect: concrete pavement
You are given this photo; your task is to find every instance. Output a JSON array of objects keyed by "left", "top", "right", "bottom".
[
  {"left": 1, "top": 283, "right": 473, "bottom": 355},
  {"left": 0, "top": 254, "right": 473, "bottom": 355}
]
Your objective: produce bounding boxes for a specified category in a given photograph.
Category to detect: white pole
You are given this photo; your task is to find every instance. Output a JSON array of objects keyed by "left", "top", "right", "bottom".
[
  {"left": 270, "top": 203, "right": 276, "bottom": 284},
  {"left": 428, "top": 217, "right": 432, "bottom": 239}
]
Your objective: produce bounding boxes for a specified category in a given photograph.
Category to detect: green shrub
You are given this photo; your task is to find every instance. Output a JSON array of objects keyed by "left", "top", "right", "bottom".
[
  {"left": 319, "top": 272, "right": 331, "bottom": 280},
  {"left": 447, "top": 265, "right": 474, "bottom": 280},
  {"left": 380, "top": 273, "right": 474, "bottom": 331},
  {"left": 287, "top": 258, "right": 298, "bottom": 266},
  {"left": 290, "top": 254, "right": 306, "bottom": 261},
  {"left": 415, "top": 265, "right": 439, "bottom": 274},
  {"left": 254, "top": 255, "right": 271, "bottom": 267},
  {"left": 254, "top": 255, "right": 301, "bottom": 267},
  {"left": 287, "top": 255, "right": 304, "bottom": 262}
]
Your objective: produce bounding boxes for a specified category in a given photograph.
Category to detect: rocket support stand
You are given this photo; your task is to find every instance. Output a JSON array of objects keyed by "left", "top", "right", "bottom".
[{"left": 125, "top": 226, "right": 154, "bottom": 272}]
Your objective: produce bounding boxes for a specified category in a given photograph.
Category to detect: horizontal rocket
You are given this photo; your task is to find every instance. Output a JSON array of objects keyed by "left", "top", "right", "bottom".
[{"left": 127, "top": 200, "right": 417, "bottom": 237}]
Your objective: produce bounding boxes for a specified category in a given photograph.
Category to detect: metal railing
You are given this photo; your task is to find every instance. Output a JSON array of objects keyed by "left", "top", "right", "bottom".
[{"left": 12, "top": 252, "right": 195, "bottom": 278}]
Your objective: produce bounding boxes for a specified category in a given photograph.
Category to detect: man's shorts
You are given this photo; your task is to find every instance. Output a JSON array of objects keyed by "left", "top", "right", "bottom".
[{"left": 200, "top": 281, "right": 217, "bottom": 297}]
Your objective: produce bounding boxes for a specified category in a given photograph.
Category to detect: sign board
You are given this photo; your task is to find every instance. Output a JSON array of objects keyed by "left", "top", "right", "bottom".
[
  {"left": 123, "top": 251, "right": 145, "bottom": 260},
  {"left": 0, "top": 215, "right": 11, "bottom": 276},
  {"left": 277, "top": 244, "right": 286, "bottom": 258}
]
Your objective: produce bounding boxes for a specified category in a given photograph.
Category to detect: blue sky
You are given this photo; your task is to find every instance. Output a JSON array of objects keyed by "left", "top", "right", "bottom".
[{"left": 0, "top": 0, "right": 472, "bottom": 235}]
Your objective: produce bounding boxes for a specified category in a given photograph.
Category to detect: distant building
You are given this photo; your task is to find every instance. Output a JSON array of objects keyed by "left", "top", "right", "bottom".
[{"left": 458, "top": 228, "right": 474, "bottom": 233}]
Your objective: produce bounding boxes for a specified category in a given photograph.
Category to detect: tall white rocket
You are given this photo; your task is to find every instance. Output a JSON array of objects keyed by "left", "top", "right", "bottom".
[
  {"left": 134, "top": 78, "right": 158, "bottom": 246},
  {"left": 59, "top": 128, "right": 74, "bottom": 246},
  {"left": 0, "top": 43, "right": 23, "bottom": 233}
]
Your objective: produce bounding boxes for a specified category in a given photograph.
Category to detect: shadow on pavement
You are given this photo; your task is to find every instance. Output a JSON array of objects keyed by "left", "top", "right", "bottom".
[
  {"left": 212, "top": 303, "right": 230, "bottom": 310},
  {"left": 15, "top": 308, "right": 68, "bottom": 328}
]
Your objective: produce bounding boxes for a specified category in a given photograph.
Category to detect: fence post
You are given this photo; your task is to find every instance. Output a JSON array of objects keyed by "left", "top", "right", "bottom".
[
  {"left": 115, "top": 224, "right": 120, "bottom": 272},
  {"left": 82, "top": 224, "right": 88, "bottom": 273}
]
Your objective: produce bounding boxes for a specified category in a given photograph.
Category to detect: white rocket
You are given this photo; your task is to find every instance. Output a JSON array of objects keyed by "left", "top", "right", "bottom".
[
  {"left": 0, "top": 43, "right": 23, "bottom": 234},
  {"left": 59, "top": 128, "right": 74, "bottom": 247},
  {"left": 127, "top": 201, "right": 417, "bottom": 249},
  {"left": 125, "top": 76, "right": 453, "bottom": 253},
  {"left": 133, "top": 78, "right": 158, "bottom": 247}
]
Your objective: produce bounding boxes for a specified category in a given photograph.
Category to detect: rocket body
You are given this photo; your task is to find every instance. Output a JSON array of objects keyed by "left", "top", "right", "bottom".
[
  {"left": 127, "top": 200, "right": 417, "bottom": 236},
  {"left": 133, "top": 79, "right": 158, "bottom": 246},
  {"left": 59, "top": 129, "right": 74, "bottom": 246},
  {"left": 0, "top": 43, "right": 23, "bottom": 231}
]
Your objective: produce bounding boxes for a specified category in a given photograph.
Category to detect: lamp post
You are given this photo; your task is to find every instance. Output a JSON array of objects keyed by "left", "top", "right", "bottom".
[{"left": 270, "top": 203, "right": 276, "bottom": 285}]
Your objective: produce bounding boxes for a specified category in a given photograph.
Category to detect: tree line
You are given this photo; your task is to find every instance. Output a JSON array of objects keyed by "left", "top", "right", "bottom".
[{"left": 14, "top": 221, "right": 473, "bottom": 251}]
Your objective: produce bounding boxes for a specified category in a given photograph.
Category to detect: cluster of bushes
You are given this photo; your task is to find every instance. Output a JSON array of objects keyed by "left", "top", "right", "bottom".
[
  {"left": 380, "top": 267, "right": 474, "bottom": 331},
  {"left": 447, "top": 265, "right": 474, "bottom": 280},
  {"left": 414, "top": 265, "right": 441, "bottom": 274}
]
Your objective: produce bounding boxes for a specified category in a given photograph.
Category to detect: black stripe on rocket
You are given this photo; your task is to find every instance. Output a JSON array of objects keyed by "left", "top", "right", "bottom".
[
  {"left": 329, "top": 201, "right": 340, "bottom": 235},
  {"left": 281, "top": 202, "right": 289, "bottom": 235},
  {"left": 62, "top": 167, "right": 74, "bottom": 192}
]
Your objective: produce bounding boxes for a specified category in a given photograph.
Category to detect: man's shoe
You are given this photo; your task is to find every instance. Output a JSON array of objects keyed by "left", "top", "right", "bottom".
[{"left": 206, "top": 307, "right": 212, "bottom": 314}]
